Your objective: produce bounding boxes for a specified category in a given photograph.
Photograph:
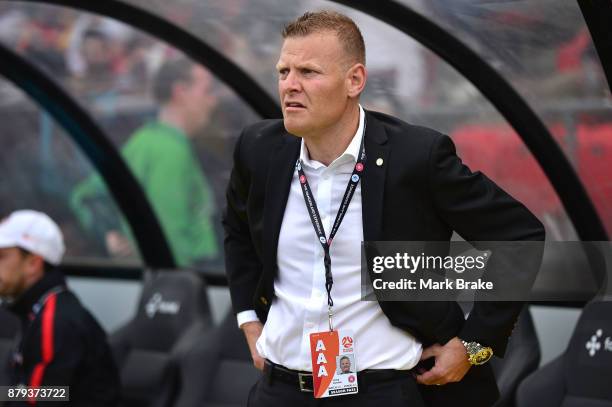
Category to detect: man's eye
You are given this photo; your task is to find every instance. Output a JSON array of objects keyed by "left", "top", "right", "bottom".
[{"left": 278, "top": 69, "right": 288, "bottom": 77}]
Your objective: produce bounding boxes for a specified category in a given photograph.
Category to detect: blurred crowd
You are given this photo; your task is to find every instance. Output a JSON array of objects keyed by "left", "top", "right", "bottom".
[{"left": 0, "top": 0, "right": 610, "bottom": 264}]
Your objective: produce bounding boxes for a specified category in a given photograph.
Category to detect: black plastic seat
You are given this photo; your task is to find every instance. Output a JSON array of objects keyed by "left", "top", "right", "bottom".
[
  {"left": 490, "top": 307, "right": 541, "bottom": 407},
  {"left": 110, "top": 270, "right": 213, "bottom": 407},
  {"left": 516, "top": 300, "right": 612, "bottom": 407},
  {"left": 173, "top": 310, "right": 260, "bottom": 407}
]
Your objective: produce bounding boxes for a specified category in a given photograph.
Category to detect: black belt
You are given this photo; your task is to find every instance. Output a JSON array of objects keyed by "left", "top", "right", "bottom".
[{"left": 263, "top": 360, "right": 415, "bottom": 393}]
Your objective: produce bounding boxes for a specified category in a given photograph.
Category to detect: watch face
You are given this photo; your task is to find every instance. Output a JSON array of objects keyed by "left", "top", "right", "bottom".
[{"left": 474, "top": 348, "right": 494, "bottom": 365}]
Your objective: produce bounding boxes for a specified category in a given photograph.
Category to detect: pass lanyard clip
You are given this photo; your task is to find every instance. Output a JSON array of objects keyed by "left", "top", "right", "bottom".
[{"left": 296, "top": 127, "right": 366, "bottom": 331}]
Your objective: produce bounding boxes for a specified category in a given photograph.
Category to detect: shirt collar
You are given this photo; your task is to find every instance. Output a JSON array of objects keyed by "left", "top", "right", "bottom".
[{"left": 300, "top": 105, "right": 365, "bottom": 169}]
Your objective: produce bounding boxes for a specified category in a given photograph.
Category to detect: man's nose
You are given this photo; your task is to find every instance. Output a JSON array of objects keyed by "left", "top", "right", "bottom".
[{"left": 281, "top": 71, "right": 302, "bottom": 94}]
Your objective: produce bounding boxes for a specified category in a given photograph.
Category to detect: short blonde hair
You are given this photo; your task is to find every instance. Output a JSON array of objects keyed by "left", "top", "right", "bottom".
[{"left": 282, "top": 10, "right": 366, "bottom": 66}]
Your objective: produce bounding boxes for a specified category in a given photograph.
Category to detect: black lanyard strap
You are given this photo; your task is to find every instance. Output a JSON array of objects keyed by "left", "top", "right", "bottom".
[{"left": 296, "top": 128, "right": 366, "bottom": 314}]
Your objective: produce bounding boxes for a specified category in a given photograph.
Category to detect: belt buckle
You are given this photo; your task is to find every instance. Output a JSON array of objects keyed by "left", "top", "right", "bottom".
[{"left": 298, "top": 372, "right": 313, "bottom": 392}]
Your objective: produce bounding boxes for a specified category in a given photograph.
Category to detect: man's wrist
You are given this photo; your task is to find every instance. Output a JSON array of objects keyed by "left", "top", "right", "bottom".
[{"left": 237, "top": 310, "right": 260, "bottom": 328}]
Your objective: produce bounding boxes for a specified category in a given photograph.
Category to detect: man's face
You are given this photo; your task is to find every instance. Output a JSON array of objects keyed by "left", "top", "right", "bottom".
[
  {"left": 340, "top": 357, "right": 351, "bottom": 373},
  {"left": 180, "top": 66, "right": 217, "bottom": 134},
  {"left": 82, "top": 37, "right": 110, "bottom": 72},
  {"left": 277, "top": 32, "right": 353, "bottom": 138},
  {"left": 0, "top": 248, "right": 28, "bottom": 299}
]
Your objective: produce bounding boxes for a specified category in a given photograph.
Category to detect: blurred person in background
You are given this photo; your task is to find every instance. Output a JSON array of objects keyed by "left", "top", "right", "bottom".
[
  {"left": 13, "top": 7, "right": 68, "bottom": 79},
  {"left": 70, "top": 29, "right": 116, "bottom": 99},
  {"left": 115, "top": 34, "right": 155, "bottom": 95},
  {"left": 71, "top": 58, "right": 220, "bottom": 268},
  {"left": 0, "top": 210, "right": 120, "bottom": 406}
]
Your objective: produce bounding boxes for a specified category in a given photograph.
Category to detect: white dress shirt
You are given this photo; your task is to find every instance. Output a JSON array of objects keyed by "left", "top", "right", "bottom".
[{"left": 237, "top": 106, "right": 422, "bottom": 371}]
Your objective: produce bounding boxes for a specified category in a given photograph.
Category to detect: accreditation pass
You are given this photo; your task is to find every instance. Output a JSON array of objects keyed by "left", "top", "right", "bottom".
[{"left": 309, "top": 330, "right": 358, "bottom": 398}]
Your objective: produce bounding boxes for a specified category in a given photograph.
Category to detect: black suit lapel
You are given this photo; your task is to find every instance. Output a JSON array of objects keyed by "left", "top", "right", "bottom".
[
  {"left": 263, "top": 133, "right": 301, "bottom": 275},
  {"left": 362, "top": 111, "right": 389, "bottom": 242},
  {"left": 261, "top": 111, "right": 387, "bottom": 267}
]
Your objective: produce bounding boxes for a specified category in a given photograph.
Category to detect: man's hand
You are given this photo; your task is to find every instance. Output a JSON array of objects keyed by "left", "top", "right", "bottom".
[
  {"left": 415, "top": 337, "right": 471, "bottom": 386},
  {"left": 105, "top": 230, "right": 134, "bottom": 257},
  {"left": 241, "top": 321, "right": 265, "bottom": 371}
]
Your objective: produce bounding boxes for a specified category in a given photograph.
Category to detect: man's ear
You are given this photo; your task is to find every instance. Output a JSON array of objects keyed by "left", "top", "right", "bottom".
[
  {"left": 171, "top": 81, "right": 189, "bottom": 104},
  {"left": 346, "top": 63, "right": 367, "bottom": 98}
]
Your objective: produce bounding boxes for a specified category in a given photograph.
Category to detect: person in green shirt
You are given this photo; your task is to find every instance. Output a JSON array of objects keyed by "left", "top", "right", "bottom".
[{"left": 71, "top": 58, "right": 219, "bottom": 267}]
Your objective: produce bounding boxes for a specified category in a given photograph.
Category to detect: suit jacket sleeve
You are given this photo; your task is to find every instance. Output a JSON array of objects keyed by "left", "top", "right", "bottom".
[
  {"left": 223, "top": 130, "right": 263, "bottom": 314},
  {"left": 428, "top": 134, "right": 545, "bottom": 356}
]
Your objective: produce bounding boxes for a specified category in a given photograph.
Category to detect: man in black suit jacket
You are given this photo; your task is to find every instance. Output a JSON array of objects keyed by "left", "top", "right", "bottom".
[{"left": 223, "top": 10, "right": 545, "bottom": 407}]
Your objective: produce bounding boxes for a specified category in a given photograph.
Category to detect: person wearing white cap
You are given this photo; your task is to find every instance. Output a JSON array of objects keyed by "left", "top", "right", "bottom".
[
  {"left": 0, "top": 210, "right": 65, "bottom": 301},
  {"left": 0, "top": 210, "right": 120, "bottom": 406}
]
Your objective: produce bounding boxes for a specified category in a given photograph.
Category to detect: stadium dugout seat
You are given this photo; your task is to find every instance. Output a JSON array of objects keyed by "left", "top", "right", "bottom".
[
  {"left": 490, "top": 307, "right": 541, "bottom": 407},
  {"left": 0, "top": 306, "right": 19, "bottom": 387},
  {"left": 173, "top": 310, "right": 260, "bottom": 407},
  {"left": 110, "top": 270, "right": 213, "bottom": 407},
  {"left": 516, "top": 301, "right": 612, "bottom": 407}
]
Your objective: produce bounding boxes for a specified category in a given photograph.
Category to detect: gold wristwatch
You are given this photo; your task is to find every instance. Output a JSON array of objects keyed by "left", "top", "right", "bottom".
[{"left": 461, "top": 340, "right": 494, "bottom": 365}]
